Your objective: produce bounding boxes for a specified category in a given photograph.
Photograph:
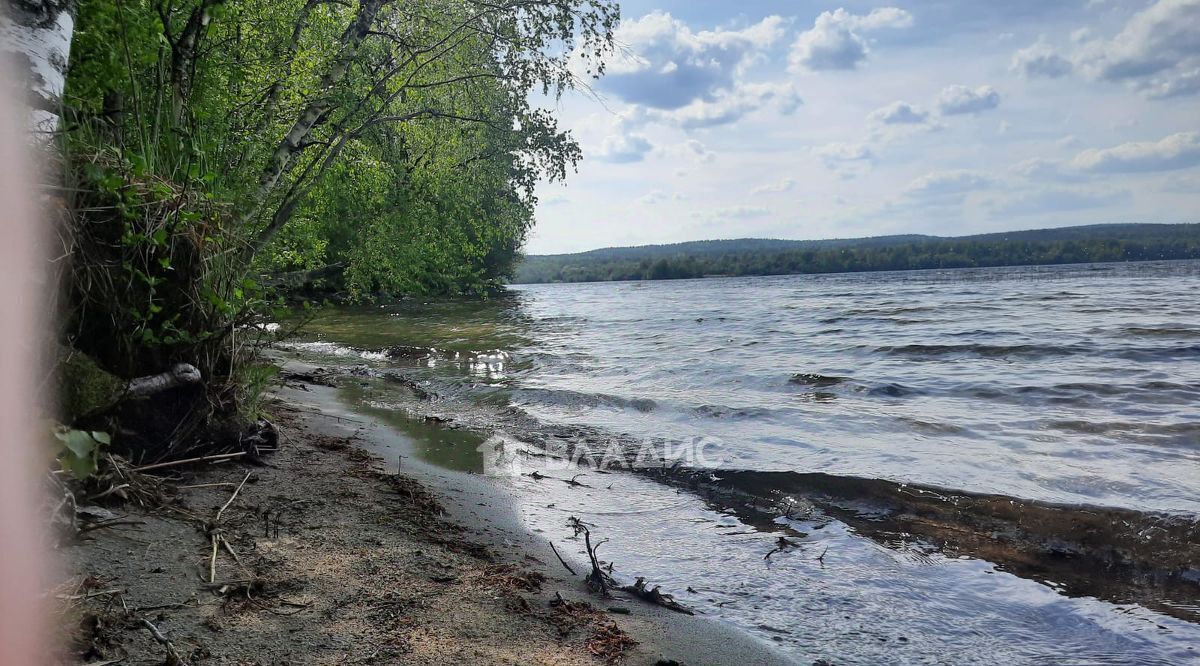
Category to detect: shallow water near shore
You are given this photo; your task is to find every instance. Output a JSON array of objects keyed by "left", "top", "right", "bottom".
[{"left": 282, "top": 261, "right": 1200, "bottom": 664}]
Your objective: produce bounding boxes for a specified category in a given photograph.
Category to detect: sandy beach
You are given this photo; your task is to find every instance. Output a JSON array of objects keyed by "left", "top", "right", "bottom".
[{"left": 56, "top": 368, "right": 792, "bottom": 665}]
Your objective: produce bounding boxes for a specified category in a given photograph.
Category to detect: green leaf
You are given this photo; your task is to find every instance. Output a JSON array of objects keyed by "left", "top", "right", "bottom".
[
  {"left": 62, "top": 429, "right": 97, "bottom": 459},
  {"left": 61, "top": 451, "right": 97, "bottom": 479}
]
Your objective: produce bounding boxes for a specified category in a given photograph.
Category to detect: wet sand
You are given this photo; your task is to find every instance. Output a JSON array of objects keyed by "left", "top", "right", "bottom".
[{"left": 56, "top": 368, "right": 792, "bottom": 665}]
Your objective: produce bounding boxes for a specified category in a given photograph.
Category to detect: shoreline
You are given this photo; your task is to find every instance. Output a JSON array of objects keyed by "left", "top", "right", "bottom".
[{"left": 57, "top": 367, "right": 792, "bottom": 665}]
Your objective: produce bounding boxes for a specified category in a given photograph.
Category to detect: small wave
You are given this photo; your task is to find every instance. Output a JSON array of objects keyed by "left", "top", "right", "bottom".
[
  {"left": 880, "top": 342, "right": 1199, "bottom": 361},
  {"left": 1113, "top": 345, "right": 1200, "bottom": 361},
  {"left": 671, "top": 469, "right": 1200, "bottom": 624},
  {"left": 874, "top": 343, "right": 1092, "bottom": 359},
  {"left": 863, "top": 382, "right": 925, "bottom": 398},
  {"left": 514, "top": 387, "right": 657, "bottom": 413},
  {"left": 1036, "top": 291, "right": 1086, "bottom": 301},
  {"left": 386, "top": 344, "right": 436, "bottom": 359},
  {"left": 841, "top": 305, "right": 939, "bottom": 316},
  {"left": 1111, "top": 325, "right": 1200, "bottom": 338},
  {"left": 789, "top": 374, "right": 926, "bottom": 399},
  {"left": 896, "top": 417, "right": 969, "bottom": 435},
  {"left": 789, "top": 373, "right": 849, "bottom": 387},
  {"left": 693, "top": 404, "right": 771, "bottom": 419},
  {"left": 283, "top": 341, "right": 390, "bottom": 361},
  {"left": 961, "top": 380, "right": 1200, "bottom": 405},
  {"left": 1046, "top": 420, "right": 1200, "bottom": 439}
]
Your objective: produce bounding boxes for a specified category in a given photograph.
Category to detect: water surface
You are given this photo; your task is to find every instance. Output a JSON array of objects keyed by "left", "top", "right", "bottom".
[{"left": 283, "top": 261, "right": 1200, "bottom": 664}]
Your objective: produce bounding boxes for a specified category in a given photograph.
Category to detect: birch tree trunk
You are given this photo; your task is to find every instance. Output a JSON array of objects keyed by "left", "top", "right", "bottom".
[
  {"left": 237, "top": 0, "right": 386, "bottom": 246},
  {"left": 0, "top": 0, "right": 77, "bottom": 142}
]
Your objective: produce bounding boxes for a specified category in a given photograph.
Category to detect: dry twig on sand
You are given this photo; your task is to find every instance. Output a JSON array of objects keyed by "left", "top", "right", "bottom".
[
  {"left": 549, "top": 540, "right": 578, "bottom": 575},
  {"left": 131, "top": 452, "right": 246, "bottom": 473},
  {"left": 139, "top": 617, "right": 189, "bottom": 665}
]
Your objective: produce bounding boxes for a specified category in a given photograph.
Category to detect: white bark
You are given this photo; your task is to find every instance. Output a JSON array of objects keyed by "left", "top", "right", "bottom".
[
  {"left": 0, "top": 0, "right": 77, "bottom": 141},
  {"left": 239, "top": 0, "right": 385, "bottom": 244}
]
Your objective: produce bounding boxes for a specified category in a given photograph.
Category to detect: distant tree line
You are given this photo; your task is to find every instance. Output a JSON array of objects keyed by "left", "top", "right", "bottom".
[{"left": 513, "top": 225, "right": 1200, "bottom": 283}]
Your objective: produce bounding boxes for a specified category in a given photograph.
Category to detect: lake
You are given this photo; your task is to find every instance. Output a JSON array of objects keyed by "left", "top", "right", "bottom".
[{"left": 282, "top": 260, "right": 1200, "bottom": 665}]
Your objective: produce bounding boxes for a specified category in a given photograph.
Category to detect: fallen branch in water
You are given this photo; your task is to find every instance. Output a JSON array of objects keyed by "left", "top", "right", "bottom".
[
  {"left": 563, "top": 474, "right": 591, "bottom": 488},
  {"left": 569, "top": 517, "right": 610, "bottom": 595},
  {"left": 764, "top": 536, "right": 800, "bottom": 561},
  {"left": 566, "top": 517, "right": 696, "bottom": 615},
  {"left": 618, "top": 577, "right": 694, "bottom": 616}
]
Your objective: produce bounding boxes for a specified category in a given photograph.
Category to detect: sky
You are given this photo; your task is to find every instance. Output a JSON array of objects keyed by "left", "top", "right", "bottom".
[{"left": 525, "top": 0, "right": 1200, "bottom": 254}]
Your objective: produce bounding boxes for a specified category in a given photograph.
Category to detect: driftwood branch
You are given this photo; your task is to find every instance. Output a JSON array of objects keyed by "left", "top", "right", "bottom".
[
  {"left": 563, "top": 474, "right": 590, "bottom": 488},
  {"left": 618, "top": 577, "right": 694, "bottom": 616},
  {"left": 566, "top": 517, "right": 695, "bottom": 615},
  {"left": 568, "top": 517, "right": 610, "bottom": 596},
  {"left": 764, "top": 536, "right": 800, "bottom": 561},
  {"left": 548, "top": 540, "right": 577, "bottom": 576},
  {"left": 131, "top": 451, "right": 246, "bottom": 473}
]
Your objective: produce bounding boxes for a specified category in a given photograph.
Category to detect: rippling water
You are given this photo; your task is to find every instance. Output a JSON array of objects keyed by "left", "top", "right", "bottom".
[
  {"left": 507, "top": 261, "right": 1200, "bottom": 515},
  {"left": 283, "top": 260, "right": 1200, "bottom": 664}
]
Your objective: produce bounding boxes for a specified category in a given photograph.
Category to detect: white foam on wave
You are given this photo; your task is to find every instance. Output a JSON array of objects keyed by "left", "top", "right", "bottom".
[{"left": 282, "top": 341, "right": 388, "bottom": 361}]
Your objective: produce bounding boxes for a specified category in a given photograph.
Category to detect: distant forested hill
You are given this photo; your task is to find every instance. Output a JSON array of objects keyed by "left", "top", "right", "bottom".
[{"left": 513, "top": 224, "right": 1200, "bottom": 284}]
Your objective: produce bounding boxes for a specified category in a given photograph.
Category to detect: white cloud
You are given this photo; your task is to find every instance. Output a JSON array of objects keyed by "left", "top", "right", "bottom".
[
  {"left": 527, "top": 3, "right": 1200, "bottom": 254},
  {"left": 1140, "top": 68, "right": 1200, "bottom": 99},
  {"left": 1159, "top": 174, "right": 1200, "bottom": 192},
  {"left": 636, "top": 190, "right": 668, "bottom": 205},
  {"left": 816, "top": 141, "right": 872, "bottom": 166},
  {"left": 1056, "top": 135, "right": 1081, "bottom": 149},
  {"left": 936, "top": 85, "right": 1001, "bottom": 115},
  {"left": 1070, "top": 131, "right": 1200, "bottom": 172},
  {"left": 660, "top": 82, "right": 802, "bottom": 129},
  {"left": 868, "top": 101, "right": 929, "bottom": 124},
  {"left": 696, "top": 206, "right": 772, "bottom": 221},
  {"left": 595, "top": 133, "right": 653, "bottom": 163},
  {"left": 904, "top": 170, "right": 991, "bottom": 198},
  {"left": 682, "top": 139, "right": 715, "bottom": 163},
  {"left": 599, "top": 12, "right": 787, "bottom": 109},
  {"left": 540, "top": 193, "right": 571, "bottom": 206},
  {"left": 989, "top": 188, "right": 1129, "bottom": 216},
  {"left": 1011, "top": 40, "right": 1073, "bottom": 78},
  {"left": 789, "top": 7, "right": 913, "bottom": 72},
  {"left": 814, "top": 142, "right": 874, "bottom": 179},
  {"left": 1073, "top": 0, "right": 1200, "bottom": 99},
  {"left": 1010, "top": 157, "right": 1078, "bottom": 182},
  {"left": 752, "top": 178, "right": 797, "bottom": 195}
]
